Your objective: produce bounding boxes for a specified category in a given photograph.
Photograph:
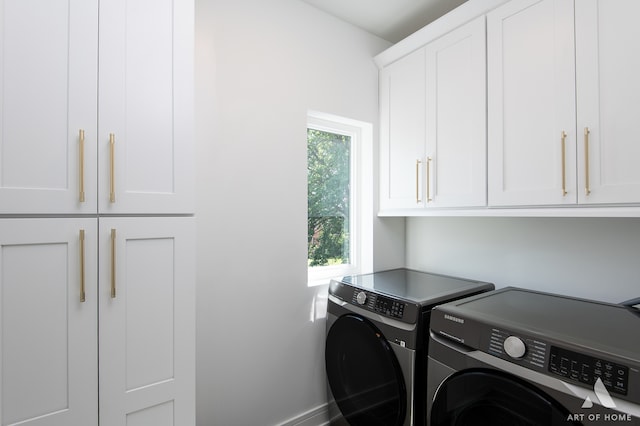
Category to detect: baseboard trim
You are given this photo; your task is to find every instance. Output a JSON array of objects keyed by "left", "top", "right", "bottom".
[{"left": 276, "top": 403, "right": 330, "bottom": 426}]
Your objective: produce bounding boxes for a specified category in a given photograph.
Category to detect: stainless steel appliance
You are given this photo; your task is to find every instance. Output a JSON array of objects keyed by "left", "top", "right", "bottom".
[
  {"left": 427, "top": 288, "right": 640, "bottom": 425},
  {"left": 325, "top": 268, "right": 494, "bottom": 426}
]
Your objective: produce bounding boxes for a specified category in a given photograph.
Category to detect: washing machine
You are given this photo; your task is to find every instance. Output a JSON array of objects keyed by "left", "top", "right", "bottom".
[
  {"left": 325, "top": 268, "right": 494, "bottom": 426},
  {"left": 427, "top": 287, "right": 640, "bottom": 425}
]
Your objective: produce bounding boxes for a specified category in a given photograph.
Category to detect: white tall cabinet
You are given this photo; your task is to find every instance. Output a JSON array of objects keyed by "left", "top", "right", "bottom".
[
  {"left": 99, "top": 218, "right": 195, "bottom": 426},
  {"left": 0, "top": 219, "right": 98, "bottom": 426},
  {"left": 0, "top": 1, "right": 195, "bottom": 426},
  {"left": 98, "top": 0, "right": 194, "bottom": 214},
  {"left": 0, "top": 0, "right": 98, "bottom": 214},
  {"left": 0, "top": 0, "right": 193, "bottom": 215}
]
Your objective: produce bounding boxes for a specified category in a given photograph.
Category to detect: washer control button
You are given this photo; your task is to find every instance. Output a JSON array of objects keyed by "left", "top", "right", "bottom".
[
  {"left": 504, "top": 336, "right": 527, "bottom": 359},
  {"left": 356, "top": 291, "right": 367, "bottom": 305}
]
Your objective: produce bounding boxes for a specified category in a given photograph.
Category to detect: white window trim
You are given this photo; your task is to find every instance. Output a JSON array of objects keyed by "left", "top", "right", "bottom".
[{"left": 307, "top": 111, "right": 373, "bottom": 287}]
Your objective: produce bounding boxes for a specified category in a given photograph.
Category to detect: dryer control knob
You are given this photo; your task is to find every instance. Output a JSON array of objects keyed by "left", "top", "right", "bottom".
[
  {"left": 504, "top": 336, "right": 526, "bottom": 359},
  {"left": 356, "top": 291, "right": 367, "bottom": 305}
]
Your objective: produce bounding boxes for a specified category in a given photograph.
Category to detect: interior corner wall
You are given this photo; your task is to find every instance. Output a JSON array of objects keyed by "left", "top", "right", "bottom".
[
  {"left": 194, "top": 0, "right": 391, "bottom": 425},
  {"left": 405, "top": 216, "right": 640, "bottom": 303}
]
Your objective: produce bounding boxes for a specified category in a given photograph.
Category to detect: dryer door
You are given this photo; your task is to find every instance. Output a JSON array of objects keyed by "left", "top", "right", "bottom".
[
  {"left": 430, "top": 369, "right": 581, "bottom": 425},
  {"left": 325, "top": 314, "right": 406, "bottom": 426}
]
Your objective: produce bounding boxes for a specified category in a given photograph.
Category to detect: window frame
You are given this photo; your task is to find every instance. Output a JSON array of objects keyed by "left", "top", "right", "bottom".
[{"left": 307, "top": 111, "right": 373, "bottom": 286}]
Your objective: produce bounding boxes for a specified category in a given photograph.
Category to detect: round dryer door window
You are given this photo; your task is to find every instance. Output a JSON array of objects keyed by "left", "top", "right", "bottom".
[
  {"left": 430, "top": 369, "right": 581, "bottom": 426},
  {"left": 325, "top": 314, "right": 406, "bottom": 426}
]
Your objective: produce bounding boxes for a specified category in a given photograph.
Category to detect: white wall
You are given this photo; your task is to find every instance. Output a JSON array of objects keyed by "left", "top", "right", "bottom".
[
  {"left": 406, "top": 216, "right": 640, "bottom": 303},
  {"left": 194, "top": 1, "right": 396, "bottom": 425}
]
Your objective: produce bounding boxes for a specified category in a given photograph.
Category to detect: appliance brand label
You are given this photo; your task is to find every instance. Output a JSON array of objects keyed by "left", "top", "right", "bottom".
[{"left": 444, "top": 314, "right": 464, "bottom": 324}]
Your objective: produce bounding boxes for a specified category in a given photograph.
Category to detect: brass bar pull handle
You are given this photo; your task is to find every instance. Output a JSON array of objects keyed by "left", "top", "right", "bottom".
[
  {"left": 110, "top": 228, "right": 117, "bottom": 298},
  {"left": 79, "top": 130, "right": 86, "bottom": 202},
  {"left": 584, "top": 127, "right": 591, "bottom": 196},
  {"left": 79, "top": 229, "right": 86, "bottom": 302},
  {"left": 426, "top": 157, "right": 433, "bottom": 202},
  {"left": 415, "top": 159, "right": 422, "bottom": 203},
  {"left": 109, "top": 133, "right": 116, "bottom": 203},
  {"left": 561, "top": 131, "right": 567, "bottom": 196}
]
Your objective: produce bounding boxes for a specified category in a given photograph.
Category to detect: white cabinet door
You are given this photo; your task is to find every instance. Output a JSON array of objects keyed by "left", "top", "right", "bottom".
[
  {"left": 487, "top": 0, "right": 576, "bottom": 206},
  {"left": 99, "top": 217, "right": 195, "bottom": 426},
  {"left": 575, "top": 0, "right": 640, "bottom": 204},
  {"left": 425, "top": 16, "right": 487, "bottom": 208},
  {"left": 0, "top": 218, "right": 98, "bottom": 426},
  {"left": 379, "top": 48, "right": 427, "bottom": 210},
  {"left": 0, "top": 0, "right": 98, "bottom": 214},
  {"left": 98, "top": 0, "right": 194, "bottom": 214}
]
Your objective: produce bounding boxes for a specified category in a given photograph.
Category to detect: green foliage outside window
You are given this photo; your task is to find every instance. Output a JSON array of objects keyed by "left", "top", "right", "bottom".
[{"left": 307, "top": 128, "right": 351, "bottom": 267}]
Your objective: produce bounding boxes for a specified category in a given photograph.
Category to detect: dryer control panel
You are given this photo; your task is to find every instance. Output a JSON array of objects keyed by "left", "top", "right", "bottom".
[
  {"left": 328, "top": 280, "right": 420, "bottom": 324},
  {"left": 352, "top": 290, "right": 406, "bottom": 319}
]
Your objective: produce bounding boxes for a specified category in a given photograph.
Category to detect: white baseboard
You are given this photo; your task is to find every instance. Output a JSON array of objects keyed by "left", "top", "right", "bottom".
[{"left": 276, "top": 403, "right": 330, "bottom": 426}]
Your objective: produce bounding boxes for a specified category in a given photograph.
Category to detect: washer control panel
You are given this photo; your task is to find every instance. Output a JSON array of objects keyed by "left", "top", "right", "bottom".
[
  {"left": 549, "top": 346, "right": 629, "bottom": 396},
  {"left": 487, "top": 329, "right": 630, "bottom": 397}
]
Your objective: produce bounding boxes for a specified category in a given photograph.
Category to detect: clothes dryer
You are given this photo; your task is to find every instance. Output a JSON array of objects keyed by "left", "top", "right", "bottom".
[
  {"left": 427, "top": 288, "right": 640, "bottom": 425},
  {"left": 325, "top": 268, "right": 494, "bottom": 426}
]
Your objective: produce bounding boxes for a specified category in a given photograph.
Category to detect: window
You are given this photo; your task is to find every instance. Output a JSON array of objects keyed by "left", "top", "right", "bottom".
[{"left": 307, "top": 111, "right": 372, "bottom": 286}]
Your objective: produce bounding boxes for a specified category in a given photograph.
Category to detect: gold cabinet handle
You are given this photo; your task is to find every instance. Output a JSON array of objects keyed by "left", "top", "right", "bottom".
[
  {"left": 584, "top": 127, "right": 591, "bottom": 196},
  {"left": 561, "top": 131, "right": 567, "bottom": 196},
  {"left": 79, "top": 130, "right": 86, "bottom": 202},
  {"left": 109, "top": 133, "right": 116, "bottom": 203},
  {"left": 426, "top": 157, "right": 433, "bottom": 202},
  {"left": 110, "top": 228, "right": 117, "bottom": 298},
  {"left": 79, "top": 229, "right": 86, "bottom": 302},
  {"left": 415, "top": 159, "right": 422, "bottom": 203}
]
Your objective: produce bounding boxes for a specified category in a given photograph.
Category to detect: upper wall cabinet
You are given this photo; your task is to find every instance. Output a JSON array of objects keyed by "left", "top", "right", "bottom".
[
  {"left": 378, "top": 0, "right": 640, "bottom": 215},
  {"left": 379, "top": 16, "right": 487, "bottom": 212},
  {"left": 425, "top": 16, "right": 486, "bottom": 208},
  {"left": 575, "top": 0, "right": 640, "bottom": 204},
  {"left": 488, "top": 0, "right": 640, "bottom": 207},
  {"left": 487, "top": 0, "right": 576, "bottom": 207},
  {"left": 0, "top": 0, "right": 194, "bottom": 215},
  {"left": 379, "top": 47, "right": 427, "bottom": 210},
  {"left": 0, "top": 0, "right": 99, "bottom": 214}
]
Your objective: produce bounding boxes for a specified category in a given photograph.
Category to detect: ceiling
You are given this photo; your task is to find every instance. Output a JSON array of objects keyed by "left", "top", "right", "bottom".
[{"left": 300, "top": 0, "right": 468, "bottom": 43}]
